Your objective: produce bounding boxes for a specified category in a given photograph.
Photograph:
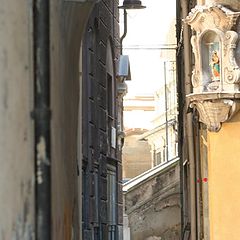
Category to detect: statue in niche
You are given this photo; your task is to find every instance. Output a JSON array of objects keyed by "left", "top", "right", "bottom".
[
  {"left": 211, "top": 51, "right": 220, "bottom": 81},
  {"left": 203, "top": 40, "right": 221, "bottom": 92}
]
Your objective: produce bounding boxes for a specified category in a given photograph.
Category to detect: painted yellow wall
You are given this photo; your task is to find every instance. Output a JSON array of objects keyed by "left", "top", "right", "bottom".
[{"left": 208, "top": 112, "right": 240, "bottom": 240}]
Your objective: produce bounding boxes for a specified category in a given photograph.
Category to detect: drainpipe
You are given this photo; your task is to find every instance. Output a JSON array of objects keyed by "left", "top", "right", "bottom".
[
  {"left": 120, "top": 9, "right": 127, "bottom": 54},
  {"left": 181, "top": 0, "right": 197, "bottom": 240},
  {"left": 194, "top": 116, "right": 203, "bottom": 240},
  {"left": 33, "top": 1, "right": 51, "bottom": 239},
  {"left": 176, "top": 0, "right": 185, "bottom": 237}
]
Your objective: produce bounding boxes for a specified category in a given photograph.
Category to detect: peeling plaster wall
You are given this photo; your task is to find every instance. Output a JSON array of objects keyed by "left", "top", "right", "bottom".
[
  {"left": 0, "top": 1, "right": 35, "bottom": 239},
  {"left": 0, "top": 0, "right": 94, "bottom": 239},
  {"left": 0, "top": 1, "right": 119, "bottom": 239},
  {"left": 125, "top": 163, "right": 181, "bottom": 240}
]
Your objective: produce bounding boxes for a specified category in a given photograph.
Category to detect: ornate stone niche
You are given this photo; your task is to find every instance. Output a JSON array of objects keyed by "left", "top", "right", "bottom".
[{"left": 185, "top": 4, "right": 240, "bottom": 131}]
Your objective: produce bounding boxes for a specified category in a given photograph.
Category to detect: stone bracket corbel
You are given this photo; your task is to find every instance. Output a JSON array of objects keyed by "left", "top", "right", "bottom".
[{"left": 187, "top": 93, "right": 240, "bottom": 132}]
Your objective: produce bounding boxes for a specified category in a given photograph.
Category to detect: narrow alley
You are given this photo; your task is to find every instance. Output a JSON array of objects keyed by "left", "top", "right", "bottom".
[{"left": 0, "top": 0, "right": 240, "bottom": 240}]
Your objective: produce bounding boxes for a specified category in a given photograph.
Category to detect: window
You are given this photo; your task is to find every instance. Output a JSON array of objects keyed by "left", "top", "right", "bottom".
[
  {"left": 107, "top": 163, "right": 117, "bottom": 239},
  {"left": 107, "top": 73, "right": 115, "bottom": 153},
  {"left": 106, "top": 40, "right": 116, "bottom": 156},
  {"left": 156, "top": 151, "right": 162, "bottom": 165}
]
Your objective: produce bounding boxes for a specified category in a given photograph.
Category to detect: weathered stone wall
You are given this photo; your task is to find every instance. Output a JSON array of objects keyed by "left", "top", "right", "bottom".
[{"left": 125, "top": 162, "right": 181, "bottom": 240}]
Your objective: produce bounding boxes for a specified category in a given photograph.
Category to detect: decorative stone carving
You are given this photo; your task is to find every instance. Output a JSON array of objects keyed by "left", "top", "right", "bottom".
[
  {"left": 188, "top": 93, "right": 240, "bottom": 131},
  {"left": 185, "top": 4, "right": 240, "bottom": 131}
]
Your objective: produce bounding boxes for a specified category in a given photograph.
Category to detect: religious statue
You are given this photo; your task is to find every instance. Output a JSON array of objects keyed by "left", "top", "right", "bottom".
[{"left": 210, "top": 51, "right": 220, "bottom": 81}]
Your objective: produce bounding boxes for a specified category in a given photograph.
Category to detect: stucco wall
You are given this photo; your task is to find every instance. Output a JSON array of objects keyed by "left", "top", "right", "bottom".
[
  {"left": 124, "top": 162, "right": 181, "bottom": 240},
  {"left": 50, "top": 1, "right": 94, "bottom": 239},
  {"left": 202, "top": 1, "right": 240, "bottom": 240},
  {"left": 0, "top": 1, "right": 95, "bottom": 239},
  {"left": 51, "top": 0, "right": 122, "bottom": 238},
  {"left": 0, "top": 1, "right": 35, "bottom": 239},
  {"left": 207, "top": 112, "right": 240, "bottom": 240}
]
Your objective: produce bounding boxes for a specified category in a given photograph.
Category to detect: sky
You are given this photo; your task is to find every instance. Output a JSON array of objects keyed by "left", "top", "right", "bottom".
[{"left": 119, "top": 0, "right": 177, "bottom": 97}]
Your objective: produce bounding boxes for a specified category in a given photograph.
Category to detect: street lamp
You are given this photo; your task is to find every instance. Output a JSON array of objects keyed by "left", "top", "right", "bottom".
[
  {"left": 119, "top": 0, "right": 146, "bottom": 10},
  {"left": 118, "top": 0, "right": 146, "bottom": 54}
]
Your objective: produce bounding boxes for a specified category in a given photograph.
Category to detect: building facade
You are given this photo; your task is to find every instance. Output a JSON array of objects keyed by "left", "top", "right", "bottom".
[
  {"left": 82, "top": 2, "right": 123, "bottom": 238},
  {"left": 123, "top": 158, "right": 181, "bottom": 240},
  {"left": 178, "top": 0, "right": 240, "bottom": 240},
  {"left": 142, "top": 61, "right": 178, "bottom": 166}
]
